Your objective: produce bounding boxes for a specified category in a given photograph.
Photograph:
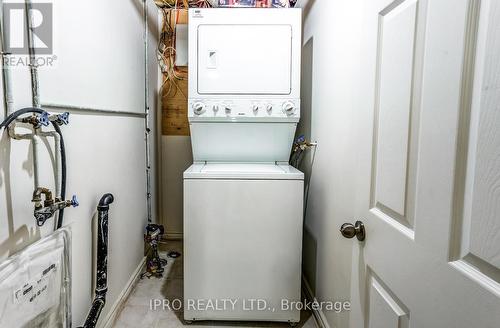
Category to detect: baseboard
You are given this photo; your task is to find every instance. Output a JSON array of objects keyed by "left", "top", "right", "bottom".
[
  {"left": 302, "top": 275, "right": 332, "bottom": 328},
  {"left": 163, "top": 231, "right": 183, "bottom": 240},
  {"left": 98, "top": 256, "right": 147, "bottom": 328}
]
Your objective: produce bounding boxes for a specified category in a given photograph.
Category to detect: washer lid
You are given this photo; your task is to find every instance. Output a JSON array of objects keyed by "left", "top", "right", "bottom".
[{"left": 184, "top": 163, "right": 304, "bottom": 180}]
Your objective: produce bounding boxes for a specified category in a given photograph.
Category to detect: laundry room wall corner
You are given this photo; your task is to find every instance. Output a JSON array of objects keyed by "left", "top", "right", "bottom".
[{"left": 298, "top": 1, "right": 364, "bottom": 327}]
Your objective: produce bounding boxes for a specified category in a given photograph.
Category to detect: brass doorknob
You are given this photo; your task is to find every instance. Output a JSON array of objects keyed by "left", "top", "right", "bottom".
[{"left": 340, "top": 221, "right": 366, "bottom": 241}]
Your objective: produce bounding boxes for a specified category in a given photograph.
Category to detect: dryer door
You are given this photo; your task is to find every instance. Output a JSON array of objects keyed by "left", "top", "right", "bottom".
[{"left": 197, "top": 24, "right": 292, "bottom": 95}]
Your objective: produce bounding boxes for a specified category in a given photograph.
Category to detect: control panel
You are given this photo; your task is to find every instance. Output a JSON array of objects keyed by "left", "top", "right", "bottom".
[{"left": 188, "top": 99, "right": 300, "bottom": 120}]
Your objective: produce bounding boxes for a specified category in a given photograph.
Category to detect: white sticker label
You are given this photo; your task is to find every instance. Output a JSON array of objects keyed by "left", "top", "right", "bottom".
[{"left": 13, "top": 263, "right": 57, "bottom": 305}]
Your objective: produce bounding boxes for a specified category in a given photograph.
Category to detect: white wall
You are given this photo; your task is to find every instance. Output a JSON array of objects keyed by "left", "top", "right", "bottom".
[
  {"left": 298, "top": 1, "right": 363, "bottom": 327},
  {"left": 0, "top": 0, "right": 158, "bottom": 326},
  {"left": 161, "top": 136, "right": 191, "bottom": 238}
]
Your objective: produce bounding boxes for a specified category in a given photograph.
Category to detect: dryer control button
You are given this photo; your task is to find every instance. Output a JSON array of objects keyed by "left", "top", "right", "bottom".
[
  {"left": 282, "top": 101, "right": 296, "bottom": 116},
  {"left": 266, "top": 104, "right": 273, "bottom": 114},
  {"left": 193, "top": 102, "right": 205, "bottom": 115}
]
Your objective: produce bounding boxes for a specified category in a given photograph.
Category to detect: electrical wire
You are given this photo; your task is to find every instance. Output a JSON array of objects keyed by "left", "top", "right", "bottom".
[
  {"left": 154, "top": 0, "right": 212, "bottom": 100},
  {"left": 153, "top": 1, "right": 296, "bottom": 106}
]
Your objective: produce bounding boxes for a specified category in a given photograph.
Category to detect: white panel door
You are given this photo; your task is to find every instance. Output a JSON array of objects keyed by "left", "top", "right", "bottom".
[
  {"left": 197, "top": 24, "right": 292, "bottom": 95},
  {"left": 349, "top": 0, "right": 500, "bottom": 327}
]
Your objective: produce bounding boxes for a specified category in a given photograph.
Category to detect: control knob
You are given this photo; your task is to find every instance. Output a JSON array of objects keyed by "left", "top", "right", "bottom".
[
  {"left": 266, "top": 104, "right": 273, "bottom": 114},
  {"left": 252, "top": 105, "right": 259, "bottom": 114},
  {"left": 282, "top": 101, "right": 296, "bottom": 116},
  {"left": 213, "top": 104, "right": 219, "bottom": 113},
  {"left": 193, "top": 102, "right": 205, "bottom": 115},
  {"left": 225, "top": 106, "right": 231, "bottom": 115}
]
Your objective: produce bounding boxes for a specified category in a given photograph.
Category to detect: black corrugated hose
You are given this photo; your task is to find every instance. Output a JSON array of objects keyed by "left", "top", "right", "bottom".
[
  {"left": 1, "top": 107, "right": 67, "bottom": 228},
  {"left": 79, "top": 193, "right": 114, "bottom": 328}
]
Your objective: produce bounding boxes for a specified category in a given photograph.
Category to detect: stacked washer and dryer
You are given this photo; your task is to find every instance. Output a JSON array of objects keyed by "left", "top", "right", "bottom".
[{"left": 183, "top": 8, "right": 304, "bottom": 324}]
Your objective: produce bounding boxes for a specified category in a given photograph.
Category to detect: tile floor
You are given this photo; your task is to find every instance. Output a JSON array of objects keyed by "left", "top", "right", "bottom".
[{"left": 113, "top": 241, "right": 316, "bottom": 328}]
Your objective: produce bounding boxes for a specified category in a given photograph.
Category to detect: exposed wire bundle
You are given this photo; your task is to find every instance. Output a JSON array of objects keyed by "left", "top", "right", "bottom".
[{"left": 154, "top": 0, "right": 213, "bottom": 99}]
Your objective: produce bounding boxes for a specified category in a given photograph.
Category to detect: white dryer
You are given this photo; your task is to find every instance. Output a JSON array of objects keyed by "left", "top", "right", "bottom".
[
  {"left": 187, "top": 7, "right": 302, "bottom": 162},
  {"left": 183, "top": 8, "right": 303, "bottom": 323}
]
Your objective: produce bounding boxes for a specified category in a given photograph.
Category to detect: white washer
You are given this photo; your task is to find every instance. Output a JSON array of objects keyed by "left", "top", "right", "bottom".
[{"left": 184, "top": 163, "right": 304, "bottom": 322}]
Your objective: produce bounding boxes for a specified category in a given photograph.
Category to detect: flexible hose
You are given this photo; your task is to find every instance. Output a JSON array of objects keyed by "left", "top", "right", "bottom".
[
  {"left": 0, "top": 107, "right": 43, "bottom": 129},
  {"left": 1, "top": 107, "right": 67, "bottom": 228},
  {"left": 54, "top": 122, "right": 66, "bottom": 229}
]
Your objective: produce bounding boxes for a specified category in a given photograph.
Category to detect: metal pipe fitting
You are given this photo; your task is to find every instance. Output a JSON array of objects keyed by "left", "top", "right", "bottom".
[
  {"left": 1, "top": 107, "right": 69, "bottom": 229},
  {"left": 33, "top": 194, "right": 78, "bottom": 227},
  {"left": 49, "top": 112, "right": 70, "bottom": 125},
  {"left": 32, "top": 187, "right": 53, "bottom": 204},
  {"left": 20, "top": 112, "right": 50, "bottom": 128}
]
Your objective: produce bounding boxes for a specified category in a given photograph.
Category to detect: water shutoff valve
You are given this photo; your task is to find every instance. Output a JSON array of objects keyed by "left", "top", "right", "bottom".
[
  {"left": 38, "top": 111, "right": 50, "bottom": 127},
  {"left": 51, "top": 112, "right": 69, "bottom": 125},
  {"left": 23, "top": 111, "right": 50, "bottom": 127},
  {"left": 70, "top": 195, "right": 79, "bottom": 207}
]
